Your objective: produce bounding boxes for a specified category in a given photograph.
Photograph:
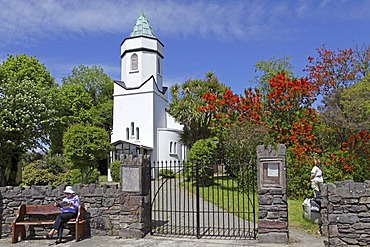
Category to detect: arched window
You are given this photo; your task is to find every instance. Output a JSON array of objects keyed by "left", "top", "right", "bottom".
[
  {"left": 174, "top": 142, "right": 177, "bottom": 154},
  {"left": 126, "top": 128, "right": 129, "bottom": 140},
  {"left": 131, "top": 122, "right": 134, "bottom": 136},
  {"left": 169, "top": 141, "right": 173, "bottom": 153},
  {"left": 136, "top": 127, "right": 139, "bottom": 140},
  {"left": 131, "top": 53, "right": 138, "bottom": 71}
]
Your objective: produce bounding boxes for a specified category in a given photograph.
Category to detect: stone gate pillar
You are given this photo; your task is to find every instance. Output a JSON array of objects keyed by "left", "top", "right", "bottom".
[
  {"left": 256, "top": 144, "right": 288, "bottom": 244},
  {"left": 119, "top": 154, "right": 151, "bottom": 238}
]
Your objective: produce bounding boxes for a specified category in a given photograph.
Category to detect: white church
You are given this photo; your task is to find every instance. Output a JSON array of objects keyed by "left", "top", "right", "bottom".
[{"left": 110, "top": 11, "right": 187, "bottom": 170}]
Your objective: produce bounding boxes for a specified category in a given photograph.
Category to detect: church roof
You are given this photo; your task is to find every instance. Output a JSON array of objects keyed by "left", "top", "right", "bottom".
[{"left": 129, "top": 10, "right": 156, "bottom": 38}]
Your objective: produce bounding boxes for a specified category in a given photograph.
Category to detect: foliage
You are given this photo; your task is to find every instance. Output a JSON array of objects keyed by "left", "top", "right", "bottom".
[
  {"left": 110, "top": 160, "right": 121, "bottom": 182},
  {"left": 61, "top": 65, "right": 113, "bottom": 130},
  {"left": 286, "top": 148, "right": 313, "bottom": 199},
  {"left": 22, "top": 162, "right": 58, "bottom": 186},
  {"left": 222, "top": 122, "right": 272, "bottom": 163},
  {"left": 200, "top": 88, "right": 263, "bottom": 129},
  {"left": 21, "top": 155, "right": 69, "bottom": 186},
  {"left": 304, "top": 47, "right": 370, "bottom": 184},
  {"left": 159, "top": 169, "right": 175, "bottom": 178},
  {"left": 185, "top": 138, "right": 217, "bottom": 186},
  {"left": 323, "top": 131, "right": 370, "bottom": 182},
  {"left": 0, "top": 54, "right": 58, "bottom": 185},
  {"left": 68, "top": 168, "right": 100, "bottom": 185},
  {"left": 341, "top": 74, "right": 370, "bottom": 132},
  {"left": 304, "top": 45, "right": 369, "bottom": 97},
  {"left": 168, "top": 72, "right": 228, "bottom": 147},
  {"left": 252, "top": 56, "right": 294, "bottom": 100},
  {"left": 51, "top": 65, "right": 113, "bottom": 155},
  {"left": 63, "top": 124, "right": 112, "bottom": 184},
  {"left": 304, "top": 45, "right": 369, "bottom": 147},
  {"left": 199, "top": 87, "right": 266, "bottom": 169}
]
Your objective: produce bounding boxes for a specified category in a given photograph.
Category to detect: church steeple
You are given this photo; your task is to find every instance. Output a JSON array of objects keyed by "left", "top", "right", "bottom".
[
  {"left": 129, "top": 10, "right": 156, "bottom": 38},
  {"left": 120, "top": 10, "right": 164, "bottom": 89}
]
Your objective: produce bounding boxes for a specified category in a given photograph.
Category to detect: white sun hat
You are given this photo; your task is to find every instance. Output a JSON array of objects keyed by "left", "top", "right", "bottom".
[{"left": 63, "top": 186, "right": 75, "bottom": 194}]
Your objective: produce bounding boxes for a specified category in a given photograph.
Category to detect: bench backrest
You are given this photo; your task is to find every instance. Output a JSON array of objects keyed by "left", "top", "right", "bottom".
[
  {"left": 25, "top": 204, "right": 61, "bottom": 216},
  {"left": 14, "top": 204, "right": 85, "bottom": 223}
]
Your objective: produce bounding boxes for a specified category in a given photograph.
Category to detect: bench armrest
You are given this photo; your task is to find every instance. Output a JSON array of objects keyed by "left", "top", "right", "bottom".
[{"left": 13, "top": 205, "right": 26, "bottom": 223}]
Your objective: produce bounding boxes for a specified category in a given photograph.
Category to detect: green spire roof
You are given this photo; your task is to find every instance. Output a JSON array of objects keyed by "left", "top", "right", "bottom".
[{"left": 129, "top": 11, "right": 156, "bottom": 38}]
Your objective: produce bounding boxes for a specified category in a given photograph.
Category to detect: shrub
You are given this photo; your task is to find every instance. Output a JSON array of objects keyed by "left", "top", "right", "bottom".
[
  {"left": 68, "top": 168, "right": 100, "bottom": 184},
  {"left": 159, "top": 169, "right": 175, "bottom": 178},
  {"left": 21, "top": 154, "right": 69, "bottom": 186},
  {"left": 110, "top": 161, "right": 121, "bottom": 182},
  {"left": 22, "top": 161, "right": 57, "bottom": 186},
  {"left": 185, "top": 138, "right": 217, "bottom": 186}
]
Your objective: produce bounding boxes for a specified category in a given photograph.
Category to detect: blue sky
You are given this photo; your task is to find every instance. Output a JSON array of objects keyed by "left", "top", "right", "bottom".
[{"left": 1, "top": 0, "right": 369, "bottom": 95}]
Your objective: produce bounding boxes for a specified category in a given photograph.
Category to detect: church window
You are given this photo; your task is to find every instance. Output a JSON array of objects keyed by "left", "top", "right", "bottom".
[
  {"left": 131, "top": 122, "right": 135, "bottom": 136},
  {"left": 131, "top": 53, "right": 138, "bottom": 71},
  {"left": 126, "top": 128, "right": 129, "bottom": 140},
  {"left": 157, "top": 58, "right": 161, "bottom": 74},
  {"left": 174, "top": 142, "right": 177, "bottom": 154},
  {"left": 169, "top": 141, "right": 173, "bottom": 153},
  {"left": 136, "top": 127, "right": 139, "bottom": 140}
]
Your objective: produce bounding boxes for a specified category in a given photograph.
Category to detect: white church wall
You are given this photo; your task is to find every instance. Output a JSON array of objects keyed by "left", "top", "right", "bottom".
[
  {"left": 112, "top": 93, "right": 155, "bottom": 148},
  {"left": 166, "top": 112, "right": 183, "bottom": 130},
  {"left": 157, "top": 128, "right": 183, "bottom": 163}
]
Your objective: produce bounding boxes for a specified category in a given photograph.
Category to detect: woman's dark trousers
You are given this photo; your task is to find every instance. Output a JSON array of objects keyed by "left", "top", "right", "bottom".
[{"left": 52, "top": 212, "right": 77, "bottom": 239}]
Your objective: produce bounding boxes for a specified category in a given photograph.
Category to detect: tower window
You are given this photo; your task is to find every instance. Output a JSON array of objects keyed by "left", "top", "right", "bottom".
[
  {"left": 169, "top": 141, "right": 173, "bottom": 153},
  {"left": 157, "top": 58, "right": 161, "bottom": 74},
  {"left": 126, "top": 128, "right": 129, "bottom": 140},
  {"left": 136, "top": 127, "right": 139, "bottom": 140},
  {"left": 174, "top": 142, "right": 177, "bottom": 154},
  {"left": 131, "top": 122, "right": 135, "bottom": 136},
  {"left": 131, "top": 53, "right": 138, "bottom": 71}
]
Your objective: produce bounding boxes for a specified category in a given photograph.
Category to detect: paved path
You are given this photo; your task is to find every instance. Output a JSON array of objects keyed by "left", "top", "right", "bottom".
[
  {"left": 152, "top": 177, "right": 255, "bottom": 238},
  {"left": 0, "top": 229, "right": 326, "bottom": 247}
]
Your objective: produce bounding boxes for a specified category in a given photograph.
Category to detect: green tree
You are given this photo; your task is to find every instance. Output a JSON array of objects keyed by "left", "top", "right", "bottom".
[
  {"left": 168, "top": 72, "right": 228, "bottom": 147},
  {"left": 0, "top": 54, "right": 57, "bottom": 185},
  {"left": 63, "top": 124, "right": 112, "bottom": 184},
  {"left": 51, "top": 65, "right": 113, "bottom": 154},
  {"left": 252, "top": 56, "right": 294, "bottom": 100},
  {"left": 341, "top": 74, "right": 370, "bottom": 132},
  {"left": 61, "top": 65, "right": 113, "bottom": 131}
]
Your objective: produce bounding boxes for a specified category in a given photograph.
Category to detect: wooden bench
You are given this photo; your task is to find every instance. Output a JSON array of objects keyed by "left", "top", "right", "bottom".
[{"left": 11, "top": 204, "right": 86, "bottom": 244}]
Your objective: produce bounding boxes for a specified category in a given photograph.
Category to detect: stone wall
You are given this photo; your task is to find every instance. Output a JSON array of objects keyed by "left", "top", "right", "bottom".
[
  {"left": 0, "top": 183, "right": 150, "bottom": 239},
  {"left": 321, "top": 180, "right": 370, "bottom": 246}
]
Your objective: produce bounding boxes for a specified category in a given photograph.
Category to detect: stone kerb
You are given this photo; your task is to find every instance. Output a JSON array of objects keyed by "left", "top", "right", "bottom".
[
  {"left": 256, "top": 144, "right": 288, "bottom": 244},
  {"left": 321, "top": 180, "right": 370, "bottom": 246}
]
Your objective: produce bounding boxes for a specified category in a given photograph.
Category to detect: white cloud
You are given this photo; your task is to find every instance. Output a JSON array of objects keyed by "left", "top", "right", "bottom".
[{"left": 1, "top": 0, "right": 369, "bottom": 46}]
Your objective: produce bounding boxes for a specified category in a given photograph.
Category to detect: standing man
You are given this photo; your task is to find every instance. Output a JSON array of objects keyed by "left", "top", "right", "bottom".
[{"left": 310, "top": 153, "right": 323, "bottom": 198}]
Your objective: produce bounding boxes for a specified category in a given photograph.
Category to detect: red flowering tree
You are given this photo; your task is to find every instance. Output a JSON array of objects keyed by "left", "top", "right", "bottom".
[
  {"left": 305, "top": 45, "right": 370, "bottom": 183},
  {"left": 263, "top": 72, "right": 319, "bottom": 197},
  {"left": 198, "top": 87, "right": 269, "bottom": 162},
  {"left": 199, "top": 88, "right": 263, "bottom": 129}
]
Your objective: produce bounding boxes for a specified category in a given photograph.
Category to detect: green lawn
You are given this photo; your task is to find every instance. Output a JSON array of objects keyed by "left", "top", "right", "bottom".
[
  {"left": 288, "top": 199, "right": 321, "bottom": 235},
  {"left": 181, "top": 177, "right": 319, "bottom": 235}
]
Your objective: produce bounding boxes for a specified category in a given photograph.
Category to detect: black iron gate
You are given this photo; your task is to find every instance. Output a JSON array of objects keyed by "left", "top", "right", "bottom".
[{"left": 150, "top": 160, "right": 257, "bottom": 239}]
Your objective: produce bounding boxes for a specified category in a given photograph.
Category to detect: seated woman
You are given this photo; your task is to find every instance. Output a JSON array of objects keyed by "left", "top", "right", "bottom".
[{"left": 45, "top": 186, "right": 80, "bottom": 244}]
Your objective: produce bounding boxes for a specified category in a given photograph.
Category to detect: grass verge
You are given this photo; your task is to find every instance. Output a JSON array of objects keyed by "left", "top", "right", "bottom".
[
  {"left": 288, "top": 199, "right": 321, "bottom": 235},
  {"left": 180, "top": 177, "right": 319, "bottom": 234}
]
